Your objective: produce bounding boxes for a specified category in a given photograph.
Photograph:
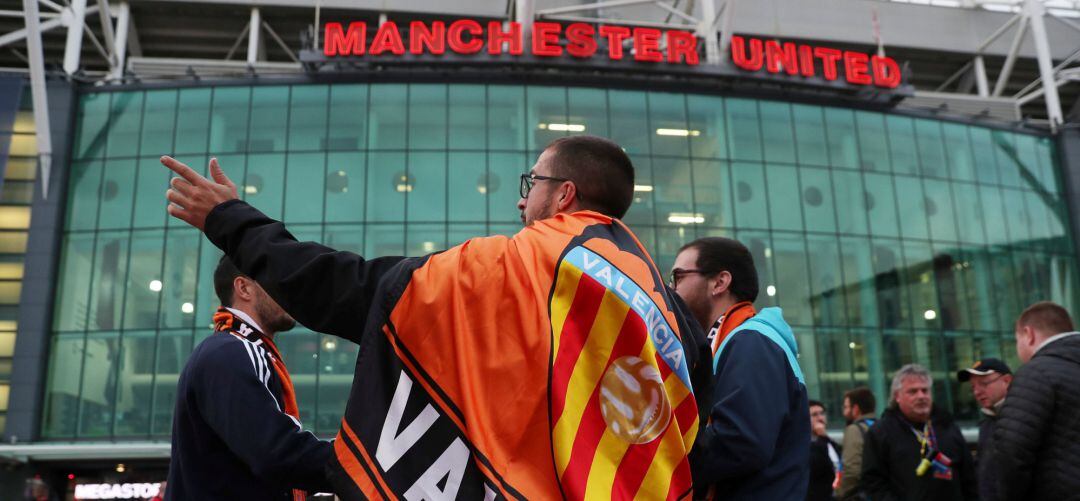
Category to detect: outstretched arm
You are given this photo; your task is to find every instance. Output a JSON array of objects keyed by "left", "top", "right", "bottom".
[{"left": 162, "top": 156, "right": 406, "bottom": 342}]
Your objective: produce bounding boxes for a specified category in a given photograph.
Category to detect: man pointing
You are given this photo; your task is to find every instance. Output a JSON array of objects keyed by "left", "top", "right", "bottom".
[{"left": 161, "top": 135, "right": 708, "bottom": 500}]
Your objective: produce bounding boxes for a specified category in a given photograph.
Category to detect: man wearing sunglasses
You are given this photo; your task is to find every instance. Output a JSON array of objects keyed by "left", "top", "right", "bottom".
[
  {"left": 670, "top": 237, "right": 809, "bottom": 500},
  {"left": 161, "top": 135, "right": 708, "bottom": 500},
  {"left": 957, "top": 358, "right": 1012, "bottom": 501}
]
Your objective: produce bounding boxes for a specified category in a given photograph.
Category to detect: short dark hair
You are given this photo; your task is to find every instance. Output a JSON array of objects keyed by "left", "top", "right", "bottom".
[
  {"left": 844, "top": 386, "right": 876, "bottom": 415},
  {"left": 214, "top": 256, "right": 243, "bottom": 307},
  {"left": 679, "top": 237, "right": 759, "bottom": 303},
  {"left": 809, "top": 400, "right": 825, "bottom": 411},
  {"left": 545, "top": 135, "right": 635, "bottom": 219},
  {"left": 1017, "top": 301, "right": 1074, "bottom": 335}
]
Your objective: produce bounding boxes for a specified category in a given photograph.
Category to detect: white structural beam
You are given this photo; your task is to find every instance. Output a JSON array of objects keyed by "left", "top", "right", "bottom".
[
  {"left": 246, "top": 7, "right": 260, "bottom": 64},
  {"left": 718, "top": 0, "right": 736, "bottom": 61},
  {"left": 973, "top": 55, "right": 990, "bottom": 97},
  {"left": 992, "top": 14, "right": 1027, "bottom": 97},
  {"left": 0, "top": 5, "right": 97, "bottom": 49},
  {"left": 699, "top": 0, "right": 721, "bottom": 63},
  {"left": 1024, "top": 0, "right": 1064, "bottom": 129},
  {"left": 62, "top": 0, "right": 88, "bottom": 74},
  {"left": 22, "top": 0, "right": 52, "bottom": 199},
  {"left": 515, "top": 0, "right": 533, "bottom": 40},
  {"left": 96, "top": 0, "right": 117, "bottom": 68},
  {"left": 109, "top": 2, "right": 131, "bottom": 79}
]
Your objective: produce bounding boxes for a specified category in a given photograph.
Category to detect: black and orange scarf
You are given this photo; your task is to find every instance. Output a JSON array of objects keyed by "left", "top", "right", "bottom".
[
  {"left": 212, "top": 307, "right": 305, "bottom": 501},
  {"left": 708, "top": 301, "right": 757, "bottom": 357}
]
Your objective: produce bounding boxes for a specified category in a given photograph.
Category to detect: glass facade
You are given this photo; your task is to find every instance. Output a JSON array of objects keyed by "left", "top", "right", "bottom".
[{"left": 42, "top": 82, "right": 1078, "bottom": 439}]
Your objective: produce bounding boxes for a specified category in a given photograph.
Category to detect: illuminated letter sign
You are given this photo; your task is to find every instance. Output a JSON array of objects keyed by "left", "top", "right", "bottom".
[
  {"left": 323, "top": 20, "right": 699, "bottom": 66},
  {"left": 730, "top": 35, "right": 902, "bottom": 89}
]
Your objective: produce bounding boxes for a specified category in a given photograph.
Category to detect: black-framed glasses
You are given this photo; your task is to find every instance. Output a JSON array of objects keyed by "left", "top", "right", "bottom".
[
  {"left": 669, "top": 268, "right": 706, "bottom": 288},
  {"left": 520, "top": 173, "right": 571, "bottom": 199}
]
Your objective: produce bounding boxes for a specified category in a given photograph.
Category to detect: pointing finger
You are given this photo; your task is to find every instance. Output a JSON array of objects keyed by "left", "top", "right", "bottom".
[{"left": 161, "top": 156, "right": 208, "bottom": 186}]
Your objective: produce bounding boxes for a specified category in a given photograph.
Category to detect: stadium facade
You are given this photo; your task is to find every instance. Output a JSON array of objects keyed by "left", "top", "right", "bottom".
[{"left": 2, "top": 0, "right": 1080, "bottom": 497}]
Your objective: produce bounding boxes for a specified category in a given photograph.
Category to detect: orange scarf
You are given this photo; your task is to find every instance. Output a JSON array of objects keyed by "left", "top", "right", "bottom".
[
  {"left": 709, "top": 301, "right": 757, "bottom": 356},
  {"left": 212, "top": 308, "right": 305, "bottom": 501}
]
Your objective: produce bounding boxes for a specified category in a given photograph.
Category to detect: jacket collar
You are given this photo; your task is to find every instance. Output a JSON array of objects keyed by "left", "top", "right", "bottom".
[{"left": 1035, "top": 331, "right": 1080, "bottom": 355}]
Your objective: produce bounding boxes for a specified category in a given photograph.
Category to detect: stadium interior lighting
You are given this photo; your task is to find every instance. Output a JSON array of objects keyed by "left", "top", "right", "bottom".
[
  {"left": 634, "top": 185, "right": 654, "bottom": 192},
  {"left": 656, "top": 128, "right": 701, "bottom": 137},
  {"left": 766, "top": 285, "right": 777, "bottom": 297},
  {"left": 538, "top": 123, "right": 586, "bottom": 132},
  {"left": 667, "top": 212, "right": 705, "bottom": 224},
  {"left": 181, "top": 303, "right": 194, "bottom": 314},
  {"left": 924, "top": 309, "right": 937, "bottom": 320},
  {"left": 149, "top": 280, "right": 162, "bottom": 292}
]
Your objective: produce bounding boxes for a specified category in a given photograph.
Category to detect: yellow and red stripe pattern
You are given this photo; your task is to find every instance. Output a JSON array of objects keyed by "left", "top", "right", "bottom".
[{"left": 549, "top": 245, "right": 698, "bottom": 500}]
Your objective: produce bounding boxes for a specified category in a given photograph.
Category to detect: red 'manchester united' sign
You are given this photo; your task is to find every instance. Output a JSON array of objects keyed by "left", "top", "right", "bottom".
[
  {"left": 323, "top": 20, "right": 701, "bottom": 65},
  {"left": 730, "top": 35, "right": 902, "bottom": 89}
]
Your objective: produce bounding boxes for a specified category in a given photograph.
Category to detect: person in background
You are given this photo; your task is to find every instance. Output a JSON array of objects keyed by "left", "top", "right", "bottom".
[
  {"left": 861, "top": 364, "right": 976, "bottom": 501},
  {"left": 956, "top": 358, "right": 1011, "bottom": 501},
  {"left": 986, "top": 301, "right": 1080, "bottom": 500},
  {"left": 836, "top": 386, "right": 876, "bottom": 500},
  {"left": 671, "top": 237, "right": 809, "bottom": 499},
  {"left": 808, "top": 400, "right": 842, "bottom": 501}
]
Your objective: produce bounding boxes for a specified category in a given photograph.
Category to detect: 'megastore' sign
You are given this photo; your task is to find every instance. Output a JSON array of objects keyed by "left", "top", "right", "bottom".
[
  {"left": 322, "top": 21, "right": 902, "bottom": 89},
  {"left": 323, "top": 21, "right": 701, "bottom": 65}
]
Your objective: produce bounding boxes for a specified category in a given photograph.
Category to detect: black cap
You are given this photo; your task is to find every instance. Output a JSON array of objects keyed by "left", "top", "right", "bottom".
[{"left": 957, "top": 358, "right": 1012, "bottom": 382}]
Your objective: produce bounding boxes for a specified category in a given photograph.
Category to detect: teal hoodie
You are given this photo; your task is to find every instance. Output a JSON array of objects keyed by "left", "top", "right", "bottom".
[{"left": 713, "top": 306, "right": 804, "bottom": 385}]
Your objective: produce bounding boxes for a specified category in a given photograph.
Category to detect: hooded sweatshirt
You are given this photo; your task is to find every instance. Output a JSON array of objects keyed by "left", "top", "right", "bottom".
[{"left": 690, "top": 307, "right": 810, "bottom": 499}]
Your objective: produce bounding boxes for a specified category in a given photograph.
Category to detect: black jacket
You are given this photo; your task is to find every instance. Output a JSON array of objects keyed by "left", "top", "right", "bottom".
[
  {"left": 988, "top": 333, "right": 1080, "bottom": 501},
  {"left": 808, "top": 435, "right": 841, "bottom": 501},
  {"left": 166, "top": 323, "right": 333, "bottom": 500},
  {"left": 976, "top": 406, "right": 1001, "bottom": 501},
  {"left": 861, "top": 406, "right": 976, "bottom": 501}
]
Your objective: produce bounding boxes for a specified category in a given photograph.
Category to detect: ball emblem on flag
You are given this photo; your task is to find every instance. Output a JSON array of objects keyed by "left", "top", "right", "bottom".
[{"left": 599, "top": 356, "right": 672, "bottom": 444}]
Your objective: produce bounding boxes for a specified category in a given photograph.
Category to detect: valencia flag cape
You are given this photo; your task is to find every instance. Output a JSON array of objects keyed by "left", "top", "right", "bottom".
[{"left": 205, "top": 200, "right": 704, "bottom": 500}]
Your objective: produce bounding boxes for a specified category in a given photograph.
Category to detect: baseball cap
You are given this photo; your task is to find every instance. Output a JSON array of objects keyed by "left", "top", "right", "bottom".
[{"left": 957, "top": 358, "right": 1012, "bottom": 382}]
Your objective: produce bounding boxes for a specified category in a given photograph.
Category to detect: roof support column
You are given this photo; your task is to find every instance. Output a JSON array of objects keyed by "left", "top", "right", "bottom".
[
  {"left": 62, "top": 0, "right": 87, "bottom": 74},
  {"left": 973, "top": 55, "right": 989, "bottom": 97},
  {"left": 1025, "top": 0, "right": 1064, "bottom": 130},
  {"left": 22, "top": 0, "right": 52, "bottom": 197},
  {"left": 246, "top": 7, "right": 261, "bottom": 65}
]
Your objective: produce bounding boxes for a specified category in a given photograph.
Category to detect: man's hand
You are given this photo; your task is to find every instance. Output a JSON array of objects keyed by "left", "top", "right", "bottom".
[{"left": 162, "top": 156, "right": 239, "bottom": 231}]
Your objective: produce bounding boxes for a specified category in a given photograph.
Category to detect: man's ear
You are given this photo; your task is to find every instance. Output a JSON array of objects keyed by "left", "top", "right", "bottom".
[
  {"left": 710, "top": 270, "right": 732, "bottom": 298},
  {"left": 556, "top": 182, "right": 578, "bottom": 212},
  {"left": 233, "top": 276, "right": 254, "bottom": 303}
]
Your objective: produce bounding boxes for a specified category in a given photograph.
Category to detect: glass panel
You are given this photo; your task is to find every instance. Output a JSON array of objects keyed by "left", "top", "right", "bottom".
[
  {"left": 951, "top": 182, "right": 986, "bottom": 245},
  {"left": 175, "top": 89, "right": 212, "bottom": 154},
  {"left": 765, "top": 164, "right": 802, "bottom": 232},
  {"left": 78, "top": 331, "right": 120, "bottom": 438},
  {"left": 366, "top": 152, "right": 407, "bottom": 223},
  {"left": 448, "top": 85, "right": 485, "bottom": 150},
  {"left": 325, "top": 152, "right": 366, "bottom": 224},
  {"left": 873, "top": 239, "right": 909, "bottom": 329},
  {"left": 902, "top": 241, "right": 940, "bottom": 330},
  {"left": 840, "top": 236, "right": 880, "bottom": 328},
  {"left": 448, "top": 152, "right": 487, "bottom": 223},
  {"left": 133, "top": 156, "right": 171, "bottom": 229},
  {"left": 608, "top": 90, "right": 650, "bottom": 155},
  {"left": 969, "top": 127, "right": 1001, "bottom": 186},
  {"left": 980, "top": 186, "right": 1011, "bottom": 245},
  {"left": 316, "top": 333, "right": 357, "bottom": 434},
  {"left": 487, "top": 86, "right": 526, "bottom": 151},
  {"left": 652, "top": 157, "right": 694, "bottom": 226},
  {"left": 810, "top": 328, "right": 855, "bottom": 420},
  {"left": 799, "top": 167, "right": 837, "bottom": 233},
  {"left": 824, "top": 108, "right": 858, "bottom": 169},
  {"left": 74, "top": 93, "right": 110, "bottom": 160},
  {"left": 87, "top": 232, "right": 129, "bottom": 331},
  {"left": 735, "top": 229, "right": 776, "bottom": 309},
  {"left": 67, "top": 160, "right": 103, "bottom": 230},
  {"left": 806, "top": 234, "right": 847, "bottom": 326},
  {"left": 244, "top": 153, "right": 285, "bottom": 220},
  {"left": 833, "top": 170, "right": 869, "bottom": 235},
  {"left": 942, "top": 123, "right": 975, "bottom": 182},
  {"left": 793, "top": 104, "right": 827, "bottom": 167},
  {"left": 248, "top": 86, "right": 289, "bottom": 153},
  {"left": 113, "top": 330, "right": 156, "bottom": 436},
  {"left": 692, "top": 159, "right": 734, "bottom": 229},
  {"left": 122, "top": 230, "right": 165, "bottom": 330},
  {"left": 894, "top": 177, "right": 930, "bottom": 241},
  {"left": 725, "top": 99, "right": 762, "bottom": 162},
  {"left": 488, "top": 152, "right": 527, "bottom": 224},
  {"left": 276, "top": 330, "right": 318, "bottom": 427},
  {"left": 107, "top": 92, "right": 144, "bottom": 158},
  {"left": 97, "top": 159, "right": 137, "bottom": 230},
  {"left": 151, "top": 329, "right": 192, "bottom": 436},
  {"left": 41, "top": 334, "right": 85, "bottom": 437},
  {"left": 158, "top": 229, "right": 200, "bottom": 329},
  {"left": 923, "top": 179, "right": 958, "bottom": 243},
  {"left": 731, "top": 162, "right": 768, "bottom": 230},
  {"left": 527, "top": 86, "right": 568, "bottom": 151},
  {"left": 855, "top": 111, "right": 890, "bottom": 172},
  {"left": 288, "top": 85, "right": 329, "bottom": 152},
  {"left": 772, "top": 232, "right": 813, "bottom": 326},
  {"left": 992, "top": 131, "right": 1021, "bottom": 188},
  {"left": 284, "top": 153, "right": 326, "bottom": 224},
  {"left": 886, "top": 116, "right": 919, "bottom": 175},
  {"left": 365, "top": 224, "right": 405, "bottom": 256},
  {"left": 406, "top": 223, "right": 448, "bottom": 256},
  {"left": 647, "top": 92, "right": 689, "bottom": 157},
  {"left": 686, "top": 95, "right": 727, "bottom": 159},
  {"left": 409, "top": 84, "right": 448, "bottom": 150},
  {"left": 568, "top": 87, "right": 609, "bottom": 139},
  {"left": 758, "top": 101, "right": 795, "bottom": 164},
  {"left": 208, "top": 87, "right": 251, "bottom": 154},
  {"left": 140, "top": 90, "right": 178, "bottom": 155},
  {"left": 54, "top": 234, "right": 95, "bottom": 331},
  {"left": 327, "top": 84, "right": 368, "bottom": 151},
  {"left": 407, "top": 152, "right": 447, "bottom": 223},
  {"left": 1001, "top": 188, "right": 1032, "bottom": 245},
  {"left": 623, "top": 157, "right": 655, "bottom": 227},
  {"left": 932, "top": 247, "right": 971, "bottom": 331},
  {"left": 914, "top": 119, "right": 946, "bottom": 178}
]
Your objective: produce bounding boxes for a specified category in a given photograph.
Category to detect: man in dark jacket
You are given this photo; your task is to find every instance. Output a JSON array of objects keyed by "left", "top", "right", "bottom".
[
  {"left": 862, "top": 364, "right": 977, "bottom": 501},
  {"left": 166, "top": 257, "right": 332, "bottom": 500},
  {"left": 672, "top": 237, "right": 809, "bottom": 499},
  {"left": 808, "top": 400, "right": 841, "bottom": 501},
  {"left": 987, "top": 301, "right": 1080, "bottom": 500},
  {"left": 957, "top": 357, "right": 1011, "bottom": 501}
]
